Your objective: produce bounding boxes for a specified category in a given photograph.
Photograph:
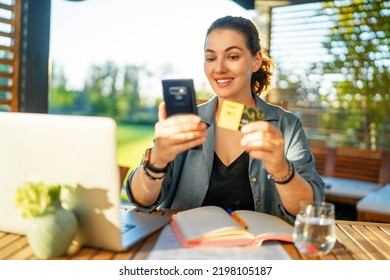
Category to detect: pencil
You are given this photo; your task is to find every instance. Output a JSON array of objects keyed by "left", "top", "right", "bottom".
[{"left": 226, "top": 208, "right": 248, "bottom": 229}]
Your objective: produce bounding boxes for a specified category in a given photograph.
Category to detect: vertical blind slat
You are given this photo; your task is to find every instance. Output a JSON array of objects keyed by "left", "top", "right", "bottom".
[{"left": 270, "top": 0, "right": 390, "bottom": 151}]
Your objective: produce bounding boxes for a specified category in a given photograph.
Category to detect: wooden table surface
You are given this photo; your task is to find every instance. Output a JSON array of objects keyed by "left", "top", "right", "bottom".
[{"left": 1, "top": 211, "right": 390, "bottom": 260}]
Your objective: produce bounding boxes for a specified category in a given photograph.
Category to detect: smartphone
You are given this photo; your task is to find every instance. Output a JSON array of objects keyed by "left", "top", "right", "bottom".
[{"left": 162, "top": 79, "right": 198, "bottom": 117}]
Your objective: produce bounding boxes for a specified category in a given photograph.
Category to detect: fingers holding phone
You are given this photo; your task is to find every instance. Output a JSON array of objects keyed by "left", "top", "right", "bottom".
[
  {"left": 154, "top": 112, "right": 206, "bottom": 163},
  {"left": 160, "top": 79, "right": 204, "bottom": 151},
  {"left": 155, "top": 77, "right": 206, "bottom": 162}
]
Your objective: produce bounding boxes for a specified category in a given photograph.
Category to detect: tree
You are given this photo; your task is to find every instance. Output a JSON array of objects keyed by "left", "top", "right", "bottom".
[
  {"left": 121, "top": 65, "right": 141, "bottom": 117},
  {"left": 84, "top": 61, "right": 119, "bottom": 117},
  {"left": 49, "top": 63, "right": 77, "bottom": 114},
  {"left": 314, "top": 0, "right": 389, "bottom": 150}
]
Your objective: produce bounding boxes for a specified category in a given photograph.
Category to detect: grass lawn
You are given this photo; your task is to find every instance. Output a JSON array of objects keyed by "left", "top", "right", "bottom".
[
  {"left": 117, "top": 123, "right": 155, "bottom": 202},
  {"left": 117, "top": 123, "right": 155, "bottom": 171}
]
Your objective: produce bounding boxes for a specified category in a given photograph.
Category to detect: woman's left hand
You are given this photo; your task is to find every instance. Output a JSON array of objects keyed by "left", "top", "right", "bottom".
[{"left": 240, "top": 121, "right": 289, "bottom": 178}]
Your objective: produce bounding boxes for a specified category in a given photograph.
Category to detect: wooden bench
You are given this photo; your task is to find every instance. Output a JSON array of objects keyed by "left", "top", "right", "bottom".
[
  {"left": 357, "top": 184, "right": 390, "bottom": 223},
  {"left": 311, "top": 146, "right": 327, "bottom": 175},
  {"left": 311, "top": 147, "right": 390, "bottom": 206}
]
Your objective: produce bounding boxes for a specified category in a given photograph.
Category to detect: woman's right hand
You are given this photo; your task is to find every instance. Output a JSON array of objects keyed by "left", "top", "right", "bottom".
[{"left": 150, "top": 102, "right": 207, "bottom": 167}]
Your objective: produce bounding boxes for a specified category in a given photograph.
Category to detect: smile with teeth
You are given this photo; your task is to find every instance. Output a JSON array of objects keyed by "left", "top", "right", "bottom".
[{"left": 216, "top": 78, "right": 233, "bottom": 84}]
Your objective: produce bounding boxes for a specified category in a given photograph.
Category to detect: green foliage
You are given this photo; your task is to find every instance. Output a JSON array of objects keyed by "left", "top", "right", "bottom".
[
  {"left": 49, "top": 60, "right": 159, "bottom": 124},
  {"left": 271, "top": 0, "right": 389, "bottom": 150},
  {"left": 15, "top": 182, "right": 62, "bottom": 219},
  {"left": 317, "top": 0, "right": 389, "bottom": 150}
]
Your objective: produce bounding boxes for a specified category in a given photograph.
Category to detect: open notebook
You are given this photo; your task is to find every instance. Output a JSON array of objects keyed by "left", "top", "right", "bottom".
[
  {"left": 171, "top": 206, "right": 293, "bottom": 247},
  {"left": 0, "top": 112, "right": 169, "bottom": 252}
]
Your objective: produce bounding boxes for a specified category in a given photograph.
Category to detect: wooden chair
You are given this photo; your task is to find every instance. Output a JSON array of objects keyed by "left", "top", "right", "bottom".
[
  {"left": 324, "top": 147, "right": 388, "bottom": 184},
  {"left": 119, "top": 165, "right": 129, "bottom": 187},
  {"left": 310, "top": 146, "right": 327, "bottom": 176},
  {"left": 271, "top": 100, "right": 288, "bottom": 110},
  {"left": 320, "top": 147, "right": 389, "bottom": 205}
]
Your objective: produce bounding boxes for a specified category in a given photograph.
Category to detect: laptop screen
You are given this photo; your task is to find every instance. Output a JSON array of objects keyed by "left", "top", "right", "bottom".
[{"left": 0, "top": 112, "right": 122, "bottom": 250}]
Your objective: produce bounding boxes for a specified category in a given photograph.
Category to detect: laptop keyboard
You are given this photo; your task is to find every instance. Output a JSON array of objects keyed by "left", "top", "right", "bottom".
[{"left": 121, "top": 223, "right": 136, "bottom": 234}]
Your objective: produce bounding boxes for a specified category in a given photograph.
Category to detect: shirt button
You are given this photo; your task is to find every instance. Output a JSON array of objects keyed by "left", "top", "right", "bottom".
[
  {"left": 250, "top": 177, "right": 257, "bottom": 183},
  {"left": 256, "top": 200, "right": 262, "bottom": 206}
]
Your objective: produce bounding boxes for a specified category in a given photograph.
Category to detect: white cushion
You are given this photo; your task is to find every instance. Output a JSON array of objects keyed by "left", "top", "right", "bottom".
[
  {"left": 322, "top": 176, "right": 382, "bottom": 199},
  {"left": 356, "top": 184, "right": 390, "bottom": 214}
]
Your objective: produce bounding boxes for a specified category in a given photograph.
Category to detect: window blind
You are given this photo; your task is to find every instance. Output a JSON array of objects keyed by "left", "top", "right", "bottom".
[
  {"left": 0, "top": 0, "right": 20, "bottom": 112},
  {"left": 270, "top": 0, "right": 389, "bottom": 151}
]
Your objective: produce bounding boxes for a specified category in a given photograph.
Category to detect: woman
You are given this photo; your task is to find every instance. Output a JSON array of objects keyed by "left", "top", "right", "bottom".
[{"left": 126, "top": 16, "right": 325, "bottom": 221}]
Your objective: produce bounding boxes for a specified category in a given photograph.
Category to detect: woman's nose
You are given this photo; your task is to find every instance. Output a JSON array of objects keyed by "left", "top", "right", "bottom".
[{"left": 214, "top": 59, "right": 227, "bottom": 74}]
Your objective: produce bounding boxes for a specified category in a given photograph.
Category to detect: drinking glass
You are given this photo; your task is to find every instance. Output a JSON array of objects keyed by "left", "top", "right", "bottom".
[{"left": 293, "top": 201, "right": 336, "bottom": 256}]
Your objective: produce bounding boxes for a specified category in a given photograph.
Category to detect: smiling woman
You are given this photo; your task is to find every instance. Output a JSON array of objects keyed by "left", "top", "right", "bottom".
[
  {"left": 126, "top": 16, "right": 325, "bottom": 222},
  {"left": 49, "top": 0, "right": 256, "bottom": 175}
]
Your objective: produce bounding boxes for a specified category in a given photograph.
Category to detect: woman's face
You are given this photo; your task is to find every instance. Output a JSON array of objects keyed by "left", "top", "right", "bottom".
[{"left": 204, "top": 29, "right": 261, "bottom": 101}]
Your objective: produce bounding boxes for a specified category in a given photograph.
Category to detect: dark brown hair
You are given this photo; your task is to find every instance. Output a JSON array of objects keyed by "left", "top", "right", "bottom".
[{"left": 206, "top": 16, "right": 274, "bottom": 96}]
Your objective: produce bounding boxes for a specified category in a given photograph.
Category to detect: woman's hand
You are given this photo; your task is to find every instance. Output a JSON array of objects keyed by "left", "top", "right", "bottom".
[
  {"left": 151, "top": 102, "right": 207, "bottom": 167},
  {"left": 240, "top": 121, "right": 289, "bottom": 178}
]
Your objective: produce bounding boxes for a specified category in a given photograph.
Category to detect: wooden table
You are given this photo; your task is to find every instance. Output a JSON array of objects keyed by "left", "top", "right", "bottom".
[{"left": 1, "top": 214, "right": 390, "bottom": 260}]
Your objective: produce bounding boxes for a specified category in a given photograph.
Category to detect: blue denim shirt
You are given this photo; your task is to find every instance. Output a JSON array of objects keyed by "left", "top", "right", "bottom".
[{"left": 126, "top": 95, "right": 325, "bottom": 222}]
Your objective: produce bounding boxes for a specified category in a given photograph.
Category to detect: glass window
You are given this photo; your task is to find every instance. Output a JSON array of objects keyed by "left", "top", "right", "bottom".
[{"left": 270, "top": 0, "right": 390, "bottom": 151}]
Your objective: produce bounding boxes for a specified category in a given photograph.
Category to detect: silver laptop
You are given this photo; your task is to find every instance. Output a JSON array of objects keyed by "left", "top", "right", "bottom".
[{"left": 0, "top": 112, "right": 169, "bottom": 252}]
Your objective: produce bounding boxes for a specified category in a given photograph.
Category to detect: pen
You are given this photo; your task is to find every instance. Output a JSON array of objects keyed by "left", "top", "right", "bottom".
[{"left": 226, "top": 208, "right": 248, "bottom": 229}]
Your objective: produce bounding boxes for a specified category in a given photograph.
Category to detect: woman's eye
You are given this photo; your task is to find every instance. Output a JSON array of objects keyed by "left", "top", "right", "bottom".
[
  {"left": 229, "top": 55, "right": 239, "bottom": 60},
  {"left": 205, "top": 57, "right": 215, "bottom": 62}
]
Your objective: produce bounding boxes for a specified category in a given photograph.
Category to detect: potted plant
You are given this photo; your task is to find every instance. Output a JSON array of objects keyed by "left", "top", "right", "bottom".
[{"left": 15, "top": 181, "right": 78, "bottom": 259}]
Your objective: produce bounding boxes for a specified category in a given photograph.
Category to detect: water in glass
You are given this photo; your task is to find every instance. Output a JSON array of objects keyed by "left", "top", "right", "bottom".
[{"left": 293, "top": 202, "right": 336, "bottom": 256}]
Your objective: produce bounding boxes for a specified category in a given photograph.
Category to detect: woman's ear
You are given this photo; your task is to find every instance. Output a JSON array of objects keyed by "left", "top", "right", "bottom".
[{"left": 252, "top": 51, "right": 263, "bottom": 72}]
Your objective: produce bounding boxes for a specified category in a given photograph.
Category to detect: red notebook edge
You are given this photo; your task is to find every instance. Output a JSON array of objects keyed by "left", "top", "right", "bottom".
[{"left": 170, "top": 217, "right": 257, "bottom": 247}]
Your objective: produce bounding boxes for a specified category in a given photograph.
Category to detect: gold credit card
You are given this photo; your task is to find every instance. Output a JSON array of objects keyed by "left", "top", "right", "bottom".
[{"left": 217, "top": 100, "right": 264, "bottom": 131}]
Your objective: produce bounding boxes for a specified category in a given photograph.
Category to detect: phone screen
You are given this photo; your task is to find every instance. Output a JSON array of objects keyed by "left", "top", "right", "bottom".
[{"left": 162, "top": 79, "right": 197, "bottom": 117}]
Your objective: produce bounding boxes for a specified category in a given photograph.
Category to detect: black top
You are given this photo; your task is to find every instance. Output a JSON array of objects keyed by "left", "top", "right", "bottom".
[{"left": 202, "top": 152, "right": 255, "bottom": 211}]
